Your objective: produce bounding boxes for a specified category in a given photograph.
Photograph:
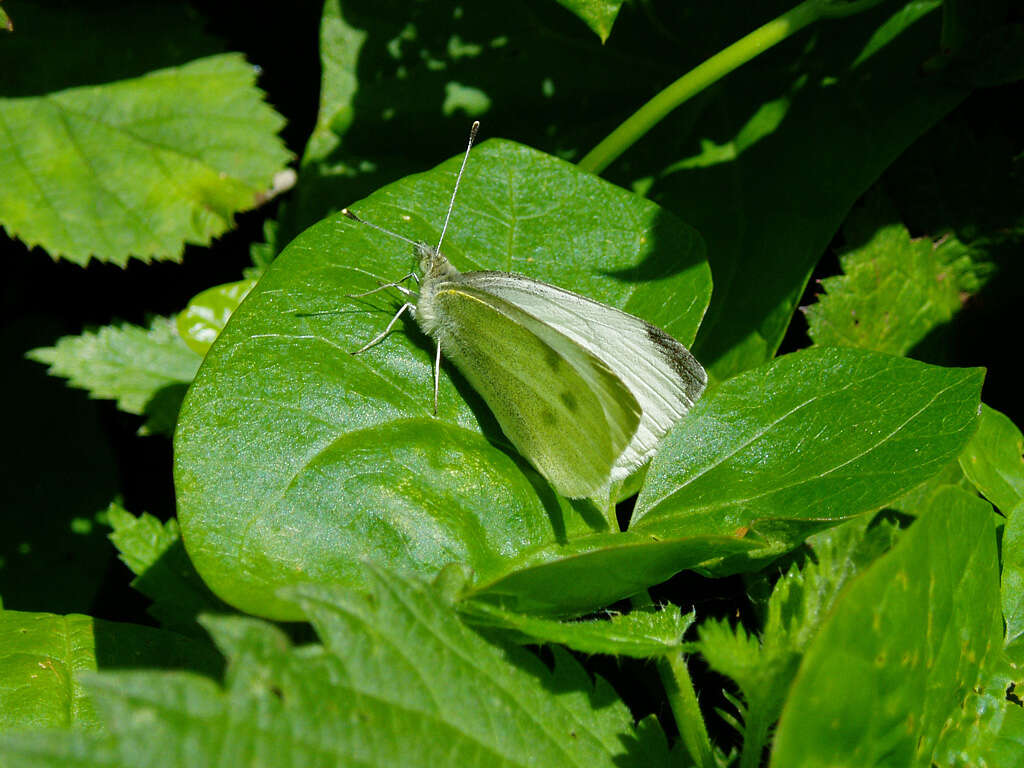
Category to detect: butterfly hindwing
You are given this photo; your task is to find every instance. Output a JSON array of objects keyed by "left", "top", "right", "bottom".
[{"left": 431, "top": 283, "right": 642, "bottom": 499}]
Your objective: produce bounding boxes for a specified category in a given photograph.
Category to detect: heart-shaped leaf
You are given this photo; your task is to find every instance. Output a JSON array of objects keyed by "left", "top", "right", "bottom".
[{"left": 174, "top": 139, "right": 711, "bottom": 620}]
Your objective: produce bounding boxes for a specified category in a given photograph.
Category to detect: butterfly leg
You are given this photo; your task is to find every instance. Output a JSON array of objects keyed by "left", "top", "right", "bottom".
[
  {"left": 346, "top": 273, "right": 419, "bottom": 299},
  {"left": 352, "top": 302, "right": 413, "bottom": 354},
  {"left": 433, "top": 341, "right": 442, "bottom": 416}
]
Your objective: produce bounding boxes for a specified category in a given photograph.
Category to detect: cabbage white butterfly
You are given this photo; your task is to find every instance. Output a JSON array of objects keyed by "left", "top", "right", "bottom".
[{"left": 344, "top": 122, "right": 706, "bottom": 502}]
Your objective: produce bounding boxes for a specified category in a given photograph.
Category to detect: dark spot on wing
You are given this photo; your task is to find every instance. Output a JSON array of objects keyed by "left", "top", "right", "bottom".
[
  {"left": 541, "top": 408, "right": 557, "bottom": 425},
  {"left": 644, "top": 322, "right": 707, "bottom": 398},
  {"left": 559, "top": 391, "right": 578, "bottom": 411},
  {"left": 544, "top": 346, "right": 561, "bottom": 371}
]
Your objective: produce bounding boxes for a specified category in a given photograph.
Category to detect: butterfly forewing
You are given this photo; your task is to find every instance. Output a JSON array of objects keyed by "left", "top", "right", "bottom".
[
  {"left": 432, "top": 283, "right": 642, "bottom": 499},
  {"left": 457, "top": 273, "right": 707, "bottom": 482}
]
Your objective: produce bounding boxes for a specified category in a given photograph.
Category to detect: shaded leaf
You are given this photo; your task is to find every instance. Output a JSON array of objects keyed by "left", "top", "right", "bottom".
[
  {"left": 174, "top": 139, "right": 711, "bottom": 620},
  {"left": 0, "top": 610, "right": 222, "bottom": 732},
  {"left": 959, "top": 404, "right": 1024, "bottom": 514},
  {"left": 28, "top": 317, "right": 201, "bottom": 436},
  {"left": 0, "top": 54, "right": 291, "bottom": 265},
  {"left": 771, "top": 487, "right": 1003, "bottom": 766},
  {"left": 633, "top": 348, "right": 983, "bottom": 560},
  {"left": 629, "top": 1, "right": 970, "bottom": 379},
  {"left": 105, "top": 503, "right": 232, "bottom": 638}
]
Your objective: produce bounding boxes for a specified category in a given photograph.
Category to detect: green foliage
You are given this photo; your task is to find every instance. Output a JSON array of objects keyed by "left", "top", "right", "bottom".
[
  {"left": 3, "top": 0, "right": 1023, "bottom": 764},
  {"left": 0, "top": 54, "right": 291, "bottom": 265},
  {"left": 0, "top": 570, "right": 668, "bottom": 767},
  {"left": 772, "top": 487, "right": 1004, "bottom": 766},
  {"left": 28, "top": 317, "right": 201, "bottom": 436}
]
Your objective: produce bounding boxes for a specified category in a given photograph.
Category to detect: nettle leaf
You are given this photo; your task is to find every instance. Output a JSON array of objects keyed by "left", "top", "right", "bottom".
[
  {"left": 697, "top": 516, "right": 900, "bottom": 764},
  {"left": 959, "top": 404, "right": 1024, "bottom": 514},
  {"left": 460, "top": 599, "right": 693, "bottom": 658},
  {"left": 28, "top": 316, "right": 201, "bottom": 436},
  {"left": 771, "top": 487, "right": 1004, "bottom": 766},
  {"left": 0, "top": 53, "right": 292, "bottom": 266},
  {"left": 632, "top": 347, "right": 983, "bottom": 557},
  {"left": 804, "top": 192, "right": 990, "bottom": 355},
  {"left": 0, "top": 570, "right": 669, "bottom": 767},
  {"left": 0, "top": 610, "right": 222, "bottom": 733},
  {"left": 174, "top": 139, "right": 712, "bottom": 620},
  {"left": 552, "top": 0, "right": 624, "bottom": 42},
  {"left": 633, "top": 1, "right": 970, "bottom": 379},
  {"left": 105, "top": 503, "right": 231, "bottom": 638}
]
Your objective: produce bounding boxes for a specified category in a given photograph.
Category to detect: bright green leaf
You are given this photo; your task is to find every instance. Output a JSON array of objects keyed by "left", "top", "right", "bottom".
[
  {"left": 176, "top": 279, "right": 257, "bottom": 356},
  {"left": 105, "top": 503, "right": 231, "bottom": 638},
  {"left": 0, "top": 610, "right": 222, "bottom": 733},
  {"left": 804, "top": 192, "right": 990, "bottom": 356},
  {"left": 0, "top": 53, "right": 292, "bottom": 265},
  {"left": 0, "top": 569, "right": 669, "bottom": 767},
  {"left": 552, "top": 0, "right": 624, "bottom": 42},
  {"left": 959, "top": 404, "right": 1024, "bottom": 514},
  {"left": 460, "top": 599, "right": 693, "bottom": 658},
  {"left": 633, "top": 348, "right": 983, "bottom": 557},
  {"left": 174, "top": 139, "right": 711, "bottom": 620},
  {"left": 28, "top": 317, "right": 201, "bottom": 436},
  {"left": 1001, "top": 500, "right": 1024, "bottom": 647},
  {"left": 771, "top": 487, "right": 1003, "bottom": 766},
  {"left": 0, "top": 4, "right": 11, "bottom": 32}
]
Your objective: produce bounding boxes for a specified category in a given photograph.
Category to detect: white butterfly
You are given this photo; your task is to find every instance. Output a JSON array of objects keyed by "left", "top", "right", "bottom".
[{"left": 345, "top": 122, "right": 706, "bottom": 502}]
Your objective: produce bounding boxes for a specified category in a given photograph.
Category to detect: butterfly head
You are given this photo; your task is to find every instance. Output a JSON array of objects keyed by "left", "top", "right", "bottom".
[{"left": 416, "top": 242, "right": 459, "bottom": 281}]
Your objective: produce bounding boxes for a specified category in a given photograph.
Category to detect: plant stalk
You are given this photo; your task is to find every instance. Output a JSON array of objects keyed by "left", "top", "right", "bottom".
[{"left": 578, "top": 0, "right": 885, "bottom": 174}]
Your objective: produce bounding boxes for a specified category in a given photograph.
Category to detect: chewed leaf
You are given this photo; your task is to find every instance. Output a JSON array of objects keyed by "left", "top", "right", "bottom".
[
  {"left": 174, "top": 139, "right": 711, "bottom": 620},
  {"left": 0, "top": 54, "right": 291, "bottom": 265}
]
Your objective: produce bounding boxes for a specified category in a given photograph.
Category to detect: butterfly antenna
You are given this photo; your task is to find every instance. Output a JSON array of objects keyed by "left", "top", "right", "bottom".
[
  {"left": 341, "top": 208, "right": 420, "bottom": 247},
  {"left": 436, "top": 120, "right": 480, "bottom": 253}
]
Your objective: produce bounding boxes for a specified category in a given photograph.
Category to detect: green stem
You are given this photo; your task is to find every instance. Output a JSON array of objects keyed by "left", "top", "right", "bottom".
[
  {"left": 578, "top": 0, "right": 884, "bottom": 174},
  {"left": 658, "top": 648, "right": 714, "bottom": 768},
  {"left": 631, "top": 593, "right": 713, "bottom": 768}
]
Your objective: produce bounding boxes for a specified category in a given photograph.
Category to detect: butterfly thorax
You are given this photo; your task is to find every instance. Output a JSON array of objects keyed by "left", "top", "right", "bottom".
[{"left": 414, "top": 242, "right": 460, "bottom": 337}]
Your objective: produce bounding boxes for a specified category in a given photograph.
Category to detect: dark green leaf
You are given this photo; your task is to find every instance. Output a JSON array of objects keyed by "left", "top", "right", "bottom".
[
  {"left": 28, "top": 317, "right": 201, "bottom": 436},
  {"left": 174, "top": 139, "right": 711, "bottom": 620},
  {"left": 0, "top": 54, "right": 291, "bottom": 265},
  {"left": 771, "top": 487, "right": 1003, "bottom": 766},
  {"left": 633, "top": 348, "right": 984, "bottom": 560},
  {"left": 0, "top": 610, "right": 222, "bottom": 732},
  {"left": 632, "top": 2, "right": 969, "bottom": 379},
  {"left": 959, "top": 405, "right": 1024, "bottom": 514}
]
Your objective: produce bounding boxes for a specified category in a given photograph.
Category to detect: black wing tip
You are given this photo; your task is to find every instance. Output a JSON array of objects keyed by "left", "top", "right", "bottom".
[{"left": 643, "top": 322, "right": 708, "bottom": 396}]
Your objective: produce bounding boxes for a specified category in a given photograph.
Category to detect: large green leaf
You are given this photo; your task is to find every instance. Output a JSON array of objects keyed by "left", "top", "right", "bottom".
[
  {"left": 0, "top": 54, "right": 291, "bottom": 265},
  {"left": 626, "top": 1, "right": 971, "bottom": 379},
  {"left": 0, "top": 610, "right": 222, "bottom": 732},
  {"left": 174, "top": 139, "right": 712, "bottom": 620},
  {"left": 633, "top": 347, "right": 983, "bottom": 554},
  {"left": 0, "top": 570, "right": 669, "bottom": 767},
  {"left": 771, "top": 487, "right": 1003, "bottom": 766}
]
